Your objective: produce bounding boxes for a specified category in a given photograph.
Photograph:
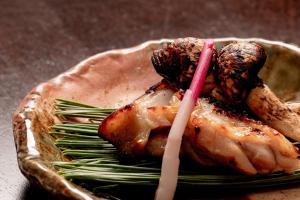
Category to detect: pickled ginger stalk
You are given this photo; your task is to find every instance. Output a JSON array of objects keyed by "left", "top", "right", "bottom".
[{"left": 155, "top": 40, "right": 214, "bottom": 200}]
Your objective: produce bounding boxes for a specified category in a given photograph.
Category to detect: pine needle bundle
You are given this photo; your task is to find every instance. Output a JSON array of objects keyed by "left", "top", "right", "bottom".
[{"left": 51, "top": 99, "right": 300, "bottom": 199}]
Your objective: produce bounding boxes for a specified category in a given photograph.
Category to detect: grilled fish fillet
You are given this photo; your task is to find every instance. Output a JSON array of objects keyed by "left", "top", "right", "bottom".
[{"left": 99, "top": 81, "right": 300, "bottom": 175}]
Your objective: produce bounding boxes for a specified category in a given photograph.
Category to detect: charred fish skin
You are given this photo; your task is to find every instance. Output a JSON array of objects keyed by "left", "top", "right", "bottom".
[
  {"left": 99, "top": 82, "right": 300, "bottom": 175},
  {"left": 216, "top": 42, "right": 267, "bottom": 104},
  {"left": 151, "top": 37, "right": 218, "bottom": 90},
  {"left": 185, "top": 98, "right": 300, "bottom": 175},
  {"left": 99, "top": 81, "right": 176, "bottom": 157}
]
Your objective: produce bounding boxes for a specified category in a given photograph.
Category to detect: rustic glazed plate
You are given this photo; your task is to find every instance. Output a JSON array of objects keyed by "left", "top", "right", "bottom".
[{"left": 13, "top": 38, "right": 300, "bottom": 200}]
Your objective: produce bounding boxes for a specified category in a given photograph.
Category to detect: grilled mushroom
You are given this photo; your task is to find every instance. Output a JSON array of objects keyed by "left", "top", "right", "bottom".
[
  {"left": 151, "top": 38, "right": 300, "bottom": 142},
  {"left": 152, "top": 38, "right": 266, "bottom": 105}
]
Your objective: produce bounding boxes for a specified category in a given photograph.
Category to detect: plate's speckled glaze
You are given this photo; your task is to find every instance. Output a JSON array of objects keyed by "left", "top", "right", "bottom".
[{"left": 13, "top": 38, "right": 300, "bottom": 200}]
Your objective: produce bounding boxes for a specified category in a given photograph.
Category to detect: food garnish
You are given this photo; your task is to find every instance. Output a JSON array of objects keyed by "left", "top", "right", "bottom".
[{"left": 155, "top": 40, "right": 214, "bottom": 200}]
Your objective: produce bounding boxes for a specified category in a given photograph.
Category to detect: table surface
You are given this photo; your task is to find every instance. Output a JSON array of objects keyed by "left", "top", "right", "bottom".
[{"left": 1, "top": 0, "right": 300, "bottom": 199}]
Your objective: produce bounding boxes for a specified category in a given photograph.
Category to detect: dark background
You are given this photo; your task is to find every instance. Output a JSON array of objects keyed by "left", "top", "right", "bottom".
[{"left": 1, "top": 0, "right": 299, "bottom": 199}]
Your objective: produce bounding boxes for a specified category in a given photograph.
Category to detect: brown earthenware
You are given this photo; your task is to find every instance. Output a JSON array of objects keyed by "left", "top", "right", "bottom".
[{"left": 13, "top": 38, "right": 300, "bottom": 200}]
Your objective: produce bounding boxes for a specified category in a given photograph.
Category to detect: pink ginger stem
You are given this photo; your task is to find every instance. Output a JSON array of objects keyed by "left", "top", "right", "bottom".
[
  {"left": 155, "top": 40, "right": 214, "bottom": 200},
  {"left": 189, "top": 39, "right": 214, "bottom": 101}
]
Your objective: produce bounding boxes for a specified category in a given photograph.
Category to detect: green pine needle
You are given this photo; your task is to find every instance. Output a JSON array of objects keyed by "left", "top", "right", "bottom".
[{"left": 51, "top": 98, "right": 300, "bottom": 198}]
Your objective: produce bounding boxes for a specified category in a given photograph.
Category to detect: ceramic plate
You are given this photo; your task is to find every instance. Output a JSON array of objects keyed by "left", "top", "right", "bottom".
[{"left": 13, "top": 38, "right": 300, "bottom": 200}]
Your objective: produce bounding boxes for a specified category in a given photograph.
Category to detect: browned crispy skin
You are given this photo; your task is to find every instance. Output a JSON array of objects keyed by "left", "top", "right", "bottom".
[
  {"left": 99, "top": 82, "right": 300, "bottom": 175},
  {"left": 152, "top": 38, "right": 266, "bottom": 104},
  {"left": 99, "top": 80, "right": 177, "bottom": 157}
]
